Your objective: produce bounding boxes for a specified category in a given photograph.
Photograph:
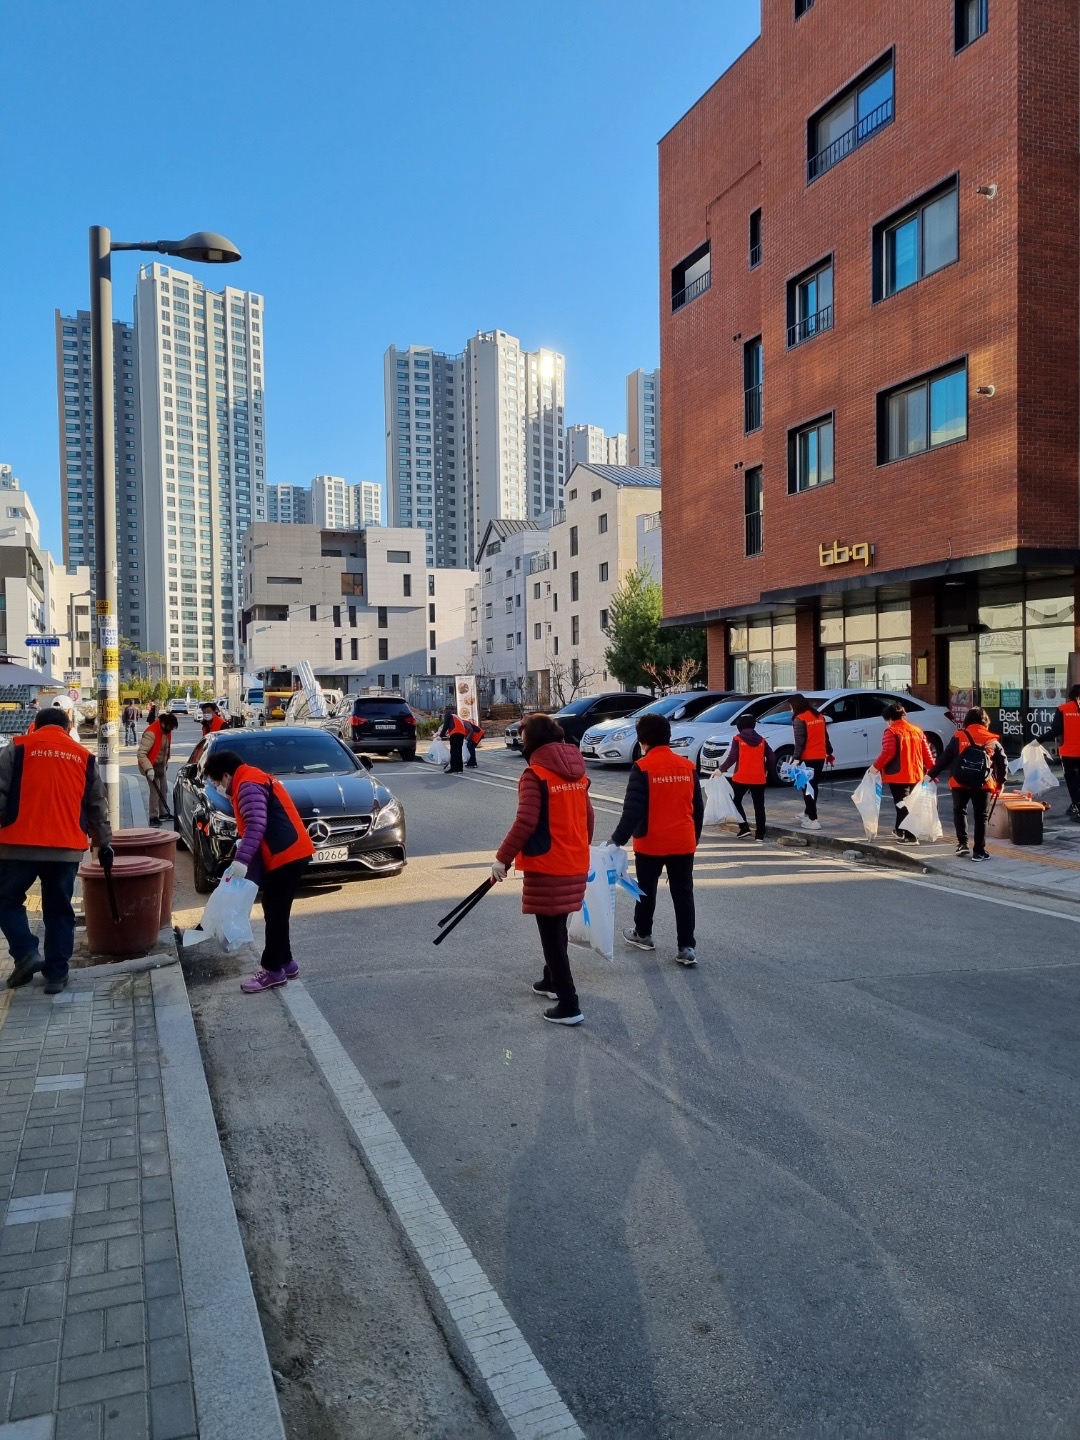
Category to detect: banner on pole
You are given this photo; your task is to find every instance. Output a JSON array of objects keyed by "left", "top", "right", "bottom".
[{"left": 454, "top": 674, "right": 479, "bottom": 725}]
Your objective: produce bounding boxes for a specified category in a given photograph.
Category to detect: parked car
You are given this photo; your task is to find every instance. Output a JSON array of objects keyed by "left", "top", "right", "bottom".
[
  {"left": 168, "top": 698, "right": 190, "bottom": 716},
  {"left": 698, "top": 689, "right": 956, "bottom": 779},
  {"left": 665, "top": 694, "right": 795, "bottom": 770},
  {"left": 325, "top": 693, "right": 417, "bottom": 761},
  {"left": 580, "top": 690, "right": 739, "bottom": 764},
  {"left": 172, "top": 726, "right": 407, "bottom": 893},
  {"left": 505, "top": 692, "right": 644, "bottom": 751}
]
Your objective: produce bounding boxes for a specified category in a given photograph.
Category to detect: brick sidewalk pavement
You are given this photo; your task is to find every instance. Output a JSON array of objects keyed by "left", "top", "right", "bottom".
[{"left": 0, "top": 973, "right": 197, "bottom": 1440}]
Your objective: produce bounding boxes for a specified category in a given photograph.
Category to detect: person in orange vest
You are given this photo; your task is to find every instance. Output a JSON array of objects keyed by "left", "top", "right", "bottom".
[
  {"left": 491, "top": 712, "right": 594, "bottom": 1024},
  {"left": 872, "top": 701, "right": 935, "bottom": 843},
  {"left": 202, "top": 749, "right": 316, "bottom": 993},
  {"left": 1046, "top": 683, "right": 1080, "bottom": 820},
  {"left": 464, "top": 717, "right": 484, "bottom": 769},
  {"left": 1, "top": 706, "right": 113, "bottom": 994},
  {"left": 718, "top": 712, "right": 775, "bottom": 842},
  {"left": 787, "top": 694, "right": 834, "bottom": 831},
  {"left": 927, "top": 707, "right": 1008, "bottom": 860},
  {"left": 438, "top": 705, "right": 468, "bottom": 774},
  {"left": 137, "top": 711, "right": 178, "bottom": 827},
  {"left": 200, "top": 702, "right": 227, "bottom": 737},
  {"left": 610, "top": 712, "right": 704, "bottom": 967}
]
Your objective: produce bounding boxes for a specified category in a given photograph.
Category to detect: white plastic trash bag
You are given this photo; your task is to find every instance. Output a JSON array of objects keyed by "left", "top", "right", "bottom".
[
  {"left": 569, "top": 844, "right": 643, "bottom": 962},
  {"left": 782, "top": 760, "right": 816, "bottom": 800},
  {"left": 703, "top": 772, "right": 741, "bottom": 825},
  {"left": 426, "top": 737, "right": 451, "bottom": 766},
  {"left": 1021, "top": 740, "right": 1059, "bottom": 796},
  {"left": 851, "top": 766, "right": 883, "bottom": 840},
  {"left": 898, "top": 779, "right": 943, "bottom": 842},
  {"left": 183, "top": 876, "right": 258, "bottom": 954}
]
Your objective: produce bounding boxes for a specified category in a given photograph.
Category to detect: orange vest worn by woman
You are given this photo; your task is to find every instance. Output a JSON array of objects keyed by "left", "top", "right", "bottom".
[
  {"left": 1058, "top": 701, "right": 1080, "bottom": 759},
  {"left": 876, "top": 719, "right": 928, "bottom": 785},
  {"left": 1, "top": 728, "right": 95, "bottom": 850},
  {"left": 633, "top": 747, "right": 698, "bottom": 856},
  {"left": 949, "top": 724, "right": 1001, "bottom": 791},
  {"left": 144, "top": 719, "right": 168, "bottom": 766},
  {"left": 516, "top": 764, "right": 591, "bottom": 875},
  {"left": 732, "top": 738, "right": 768, "bottom": 786},
  {"left": 797, "top": 710, "right": 828, "bottom": 762},
  {"left": 232, "top": 763, "right": 315, "bottom": 871}
]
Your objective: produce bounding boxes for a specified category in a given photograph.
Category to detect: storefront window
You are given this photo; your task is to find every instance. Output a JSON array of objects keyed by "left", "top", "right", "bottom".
[
  {"left": 728, "top": 613, "right": 796, "bottom": 693},
  {"left": 819, "top": 599, "right": 911, "bottom": 691},
  {"left": 971, "top": 579, "right": 1075, "bottom": 748}
]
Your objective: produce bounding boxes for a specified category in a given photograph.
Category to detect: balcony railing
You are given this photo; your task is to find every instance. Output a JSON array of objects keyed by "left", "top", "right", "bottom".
[
  {"left": 749, "top": 243, "right": 762, "bottom": 269},
  {"left": 807, "top": 96, "right": 893, "bottom": 182},
  {"left": 528, "top": 553, "right": 550, "bottom": 574},
  {"left": 787, "top": 304, "right": 833, "bottom": 348},
  {"left": 745, "top": 511, "right": 763, "bottom": 558},
  {"left": 642, "top": 511, "right": 662, "bottom": 533},
  {"left": 671, "top": 269, "right": 711, "bottom": 313},
  {"left": 744, "top": 383, "right": 762, "bottom": 434},
  {"left": 550, "top": 508, "right": 566, "bottom": 526}
]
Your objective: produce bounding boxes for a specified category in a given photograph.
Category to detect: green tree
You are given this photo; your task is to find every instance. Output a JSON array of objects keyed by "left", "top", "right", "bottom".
[{"left": 604, "top": 567, "right": 664, "bottom": 692}]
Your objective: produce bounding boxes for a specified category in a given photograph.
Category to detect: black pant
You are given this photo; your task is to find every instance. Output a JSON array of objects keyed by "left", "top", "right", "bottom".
[
  {"left": 535, "top": 913, "right": 577, "bottom": 1007},
  {"left": 446, "top": 734, "right": 465, "bottom": 773},
  {"left": 260, "top": 858, "right": 310, "bottom": 972},
  {"left": 466, "top": 738, "right": 478, "bottom": 768},
  {"left": 731, "top": 782, "right": 767, "bottom": 838},
  {"left": 802, "top": 761, "right": 826, "bottom": 819},
  {"left": 633, "top": 852, "right": 696, "bottom": 949},
  {"left": 1063, "top": 758, "right": 1080, "bottom": 810},
  {"left": 951, "top": 789, "right": 990, "bottom": 852},
  {"left": 889, "top": 782, "right": 916, "bottom": 833}
]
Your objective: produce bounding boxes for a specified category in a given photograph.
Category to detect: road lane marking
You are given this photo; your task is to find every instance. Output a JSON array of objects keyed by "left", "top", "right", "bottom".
[
  {"left": 280, "top": 982, "right": 584, "bottom": 1440},
  {"left": 887, "top": 873, "right": 1080, "bottom": 923}
]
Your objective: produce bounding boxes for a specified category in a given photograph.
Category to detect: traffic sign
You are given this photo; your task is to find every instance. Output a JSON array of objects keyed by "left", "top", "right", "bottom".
[{"left": 25, "top": 636, "right": 60, "bottom": 647}]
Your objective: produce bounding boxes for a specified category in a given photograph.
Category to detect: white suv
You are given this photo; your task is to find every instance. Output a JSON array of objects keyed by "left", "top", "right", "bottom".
[
  {"left": 580, "top": 690, "right": 733, "bottom": 765},
  {"left": 698, "top": 689, "right": 956, "bottom": 777}
]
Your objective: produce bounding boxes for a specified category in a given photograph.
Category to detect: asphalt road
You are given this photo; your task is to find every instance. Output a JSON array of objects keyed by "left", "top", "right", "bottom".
[{"left": 160, "top": 734, "right": 1080, "bottom": 1438}]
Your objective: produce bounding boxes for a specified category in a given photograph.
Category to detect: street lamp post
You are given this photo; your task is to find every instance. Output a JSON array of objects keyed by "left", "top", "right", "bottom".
[{"left": 89, "top": 226, "right": 240, "bottom": 827}]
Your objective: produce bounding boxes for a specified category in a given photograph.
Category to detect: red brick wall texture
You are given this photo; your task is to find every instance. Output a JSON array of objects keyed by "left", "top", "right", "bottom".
[{"left": 659, "top": 0, "right": 1079, "bottom": 626}]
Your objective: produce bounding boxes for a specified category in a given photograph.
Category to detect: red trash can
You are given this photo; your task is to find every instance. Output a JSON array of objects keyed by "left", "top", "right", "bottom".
[
  {"left": 110, "top": 827, "right": 179, "bottom": 926},
  {"left": 80, "top": 855, "right": 171, "bottom": 958}
]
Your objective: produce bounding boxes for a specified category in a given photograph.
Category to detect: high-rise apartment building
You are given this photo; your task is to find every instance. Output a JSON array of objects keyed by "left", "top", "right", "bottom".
[
  {"left": 134, "top": 263, "right": 267, "bottom": 686},
  {"left": 311, "top": 475, "right": 357, "bottom": 529},
  {"left": 386, "top": 331, "right": 565, "bottom": 573},
  {"left": 54, "top": 309, "right": 143, "bottom": 646},
  {"left": 566, "top": 424, "right": 629, "bottom": 473},
  {"left": 267, "top": 483, "right": 312, "bottom": 524},
  {"left": 359, "top": 480, "right": 382, "bottom": 527},
  {"left": 626, "top": 368, "right": 660, "bottom": 468}
]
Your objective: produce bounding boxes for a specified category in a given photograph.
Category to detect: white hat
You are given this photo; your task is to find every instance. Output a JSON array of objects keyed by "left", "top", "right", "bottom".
[{"left": 51, "top": 695, "right": 75, "bottom": 714}]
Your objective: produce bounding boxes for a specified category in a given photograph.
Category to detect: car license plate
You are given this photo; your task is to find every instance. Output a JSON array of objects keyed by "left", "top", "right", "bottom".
[
  {"left": 312, "top": 845, "right": 349, "bottom": 864},
  {"left": 580, "top": 745, "right": 596, "bottom": 757},
  {"left": 373, "top": 723, "right": 395, "bottom": 731},
  {"left": 701, "top": 757, "right": 718, "bottom": 771}
]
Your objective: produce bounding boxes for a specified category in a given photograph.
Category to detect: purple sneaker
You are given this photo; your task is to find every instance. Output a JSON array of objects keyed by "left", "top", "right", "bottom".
[
  {"left": 240, "top": 968, "right": 288, "bottom": 994},
  {"left": 283, "top": 959, "right": 299, "bottom": 979}
]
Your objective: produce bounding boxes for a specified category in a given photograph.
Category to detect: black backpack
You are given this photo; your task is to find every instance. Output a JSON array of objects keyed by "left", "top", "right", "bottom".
[{"left": 953, "top": 729, "right": 993, "bottom": 789}]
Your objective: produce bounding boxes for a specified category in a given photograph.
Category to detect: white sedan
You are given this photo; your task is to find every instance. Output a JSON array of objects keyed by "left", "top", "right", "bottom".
[
  {"left": 698, "top": 689, "right": 957, "bottom": 776},
  {"left": 580, "top": 690, "right": 733, "bottom": 765}
]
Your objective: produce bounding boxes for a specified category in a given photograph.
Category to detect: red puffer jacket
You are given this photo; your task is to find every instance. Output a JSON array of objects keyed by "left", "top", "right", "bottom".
[{"left": 496, "top": 741, "right": 595, "bottom": 916}]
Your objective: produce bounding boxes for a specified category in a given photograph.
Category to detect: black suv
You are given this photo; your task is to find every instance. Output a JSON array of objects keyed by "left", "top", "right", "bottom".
[
  {"left": 329, "top": 695, "right": 417, "bottom": 761},
  {"left": 549, "top": 692, "right": 644, "bottom": 747}
]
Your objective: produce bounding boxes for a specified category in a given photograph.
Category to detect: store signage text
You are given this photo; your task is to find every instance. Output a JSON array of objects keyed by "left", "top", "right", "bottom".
[{"left": 819, "top": 541, "right": 873, "bottom": 569}]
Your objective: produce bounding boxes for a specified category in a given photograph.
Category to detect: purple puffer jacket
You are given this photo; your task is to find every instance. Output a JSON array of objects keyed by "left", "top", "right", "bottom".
[
  {"left": 231, "top": 779, "right": 269, "bottom": 885},
  {"left": 496, "top": 741, "right": 595, "bottom": 916}
]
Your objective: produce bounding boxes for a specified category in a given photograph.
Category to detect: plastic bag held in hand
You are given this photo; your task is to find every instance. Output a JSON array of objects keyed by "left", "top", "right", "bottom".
[
  {"left": 1021, "top": 740, "right": 1059, "bottom": 796},
  {"left": 703, "top": 772, "right": 741, "bottom": 825},
  {"left": 851, "top": 766, "right": 883, "bottom": 840},
  {"left": 898, "top": 778, "right": 943, "bottom": 842},
  {"left": 784, "top": 760, "right": 816, "bottom": 800},
  {"left": 183, "top": 877, "right": 258, "bottom": 954},
  {"left": 425, "top": 738, "right": 451, "bottom": 766},
  {"left": 568, "top": 844, "right": 643, "bottom": 962}
]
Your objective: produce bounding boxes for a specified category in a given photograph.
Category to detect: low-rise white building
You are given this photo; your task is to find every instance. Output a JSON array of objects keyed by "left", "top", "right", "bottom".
[
  {"left": 241, "top": 523, "right": 475, "bottom": 693},
  {"left": 525, "top": 464, "right": 661, "bottom": 704},
  {"left": 468, "top": 518, "right": 551, "bottom": 705}
]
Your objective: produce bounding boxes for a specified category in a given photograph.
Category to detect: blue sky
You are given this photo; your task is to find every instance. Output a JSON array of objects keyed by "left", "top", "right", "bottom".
[{"left": 1, "top": 1, "right": 760, "bottom": 559}]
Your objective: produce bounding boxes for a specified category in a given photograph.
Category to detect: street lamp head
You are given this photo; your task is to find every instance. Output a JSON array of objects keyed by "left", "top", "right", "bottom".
[{"left": 162, "top": 231, "right": 242, "bottom": 264}]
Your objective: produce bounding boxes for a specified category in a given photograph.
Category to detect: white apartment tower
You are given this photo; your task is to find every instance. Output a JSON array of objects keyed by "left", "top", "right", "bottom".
[
  {"left": 359, "top": 480, "right": 382, "bottom": 527},
  {"left": 566, "top": 424, "right": 628, "bottom": 472},
  {"left": 311, "top": 474, "right": 358, "bottom": 529},
  {"left": 627, "top": 367, "right": 660, "bottom": 469},
  {"left": 134, "top": 263, "right": 267, "bottom": 686},
  {"left": 385, "top": 344, "right": 466, "bottom": 570},
  {"left": 267, "top": 483, "right": 312, "bottom": 524},
  {"left": 54, "top": 309, "right": 143, "bottom": 647}
]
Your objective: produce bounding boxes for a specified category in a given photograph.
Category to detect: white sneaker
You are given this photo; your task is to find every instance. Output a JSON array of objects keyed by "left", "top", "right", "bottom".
[{"left": 801, "top": 819, "right": 822, "bottom": 832}]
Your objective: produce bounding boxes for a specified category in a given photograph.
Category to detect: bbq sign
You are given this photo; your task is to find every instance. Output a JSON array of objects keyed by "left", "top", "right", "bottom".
[{"left": 819, "top": 541, "right": 873, "bottom": 568}]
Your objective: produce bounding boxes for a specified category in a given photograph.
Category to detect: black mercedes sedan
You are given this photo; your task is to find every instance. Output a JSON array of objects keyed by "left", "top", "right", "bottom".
[{"left": 172, "top": 726, "right": 407, "bottom": 893}]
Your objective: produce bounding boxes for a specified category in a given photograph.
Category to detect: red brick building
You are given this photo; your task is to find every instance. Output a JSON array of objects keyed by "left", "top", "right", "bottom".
[{"left": 659, "top": 0, "right": 1079, "bottom": 746}]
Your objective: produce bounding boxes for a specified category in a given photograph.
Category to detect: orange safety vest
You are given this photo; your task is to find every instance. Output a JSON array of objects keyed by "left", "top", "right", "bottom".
[
  {"left": 143, "top": 719, "right": 168, "bottom": 766},
  {"left": 516, "top": 762, "right": 591, "bottom": 875},
  {"left": 0, "top": 727, "right": 94, "bottom": 851},
  {"left": 232, "top": 763, "right": 315, "bottom": 871},
  {"left": 1059, "top": 701, "right": 1080, "bottom": 759},
  {"left": 633, "top": 746, "right": 698, "bottom": 856},
  {"left": 202, "top": 714, "right": 226, "bottom": 735},
  {"left": 445, "top": 714, "right": 467, "bottom": 738},
  {"left": 949, "top": 724, "right": 1001, "bottom": 791},
  {"left": 797, "top": 710, "right": 828, "bottom": 762},
  {"left": 732, "top": 736, "right": 767, "bottom": 785},
  {"left": 879, "top": 720, "right": 927, "bottom": 785}
]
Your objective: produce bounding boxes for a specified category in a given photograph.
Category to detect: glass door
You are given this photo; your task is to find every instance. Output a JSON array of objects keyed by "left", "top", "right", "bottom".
[{"left": 947, "top": 637, "right": 976, "bottom": 723}]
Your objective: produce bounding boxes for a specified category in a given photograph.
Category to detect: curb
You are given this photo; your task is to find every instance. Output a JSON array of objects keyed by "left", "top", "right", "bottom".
[{"left": 152, "top": 963, "right": 286, "bottom": 1440}]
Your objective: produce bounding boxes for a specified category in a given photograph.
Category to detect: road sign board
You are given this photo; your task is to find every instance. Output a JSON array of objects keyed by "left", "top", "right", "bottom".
[{"left": 25, "top": 636, "right": 60, "bottom": 647}]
